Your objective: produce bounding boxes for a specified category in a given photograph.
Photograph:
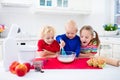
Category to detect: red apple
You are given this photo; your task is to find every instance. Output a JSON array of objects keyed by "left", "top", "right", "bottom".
[
  {"left": 23, "top": 62, "right": 31, "bottom": 72},
  {"left": 15, "top": 64, "right": 27, "bottom": 77},
  {"left": 9, "top": 61, "right": 20, "bottom": 74}
]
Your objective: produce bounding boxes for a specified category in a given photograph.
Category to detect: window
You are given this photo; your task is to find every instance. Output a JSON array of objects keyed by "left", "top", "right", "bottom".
[
  {"left": 57, "top": 0, "right": 68, "bottom": 7},
  {"left": 115, "top": 0, "right": 120, "bottom": 25},
  {"left": 39, "top": 0, "right": 68, "bottom": 7},
  {"left": 40, "top": 0, "right": 52, "bottom": 6}
]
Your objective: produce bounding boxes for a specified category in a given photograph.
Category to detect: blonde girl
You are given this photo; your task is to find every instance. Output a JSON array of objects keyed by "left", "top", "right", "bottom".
[{"left": 37, "top": 25, "right": 60, "bottom": 58}]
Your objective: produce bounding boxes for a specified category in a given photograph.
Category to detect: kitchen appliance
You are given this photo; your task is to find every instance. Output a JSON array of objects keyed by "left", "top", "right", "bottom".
[
  {"left": 3, "top": 24, "right": 20, "bottom": 71},
  {"left": 2, "top": 24, "right": 36, "bottom": 71}
]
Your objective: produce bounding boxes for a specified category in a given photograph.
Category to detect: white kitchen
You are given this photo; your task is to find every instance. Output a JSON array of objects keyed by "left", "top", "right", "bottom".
[{"left": 0, "top": 0, "right": 120, "bottom": 80}]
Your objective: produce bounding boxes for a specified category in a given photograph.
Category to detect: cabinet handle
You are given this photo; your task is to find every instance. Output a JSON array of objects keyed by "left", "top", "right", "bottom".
[{"left": 21, "top": 43, "right": 26, "bottom": 45}]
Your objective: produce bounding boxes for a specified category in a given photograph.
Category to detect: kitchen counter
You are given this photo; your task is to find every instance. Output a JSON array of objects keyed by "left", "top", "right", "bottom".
[
  {"left": 0, "top": 37, "right": 38, "bottom": 62},
  {"left": 100, "top": 36, "right": 120, "bottom": 44},
  {"left": 1, "top": 35, "right": 120, "bottom": 44},
  {"left": 99, "top": 36, "right": 120, "bottom": 59},
  {"left": 0, "top": 36, "right": 120, "bottom": 80},
  {"left": 0, "top": 61, "right": 120, "bottom": 80},
  {"left": 0, "top": 36, "right": 39, "bottom": 41},
  {"left": 0, "top": 38, "right": 4, "bottom": 43},
  {"left": 0, "top": 36, "right": 39, "bottom": 46}
]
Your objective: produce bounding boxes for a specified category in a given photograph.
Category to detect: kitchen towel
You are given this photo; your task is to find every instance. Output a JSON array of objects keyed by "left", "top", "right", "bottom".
[{"left": 42, "top": 58, "right": 101, "bottom": 69}]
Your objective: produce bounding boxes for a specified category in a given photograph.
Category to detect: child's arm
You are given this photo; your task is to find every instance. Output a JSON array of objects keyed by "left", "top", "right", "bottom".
[
  {"left": 43, "top": 49, "right": 59, "bottom": 58},
  {"left": 79, "top": 43, "right": 98, "bottom": 58},
  {"left": 56, "top": 34, "right": 65, "bottom": 48},
  {"left": 37, "top": 50, "right": 59, "bottom": 58},
  {"left": 74, "top": 36, "right": 81, "bottom": 57},
  {"left": 79, "top": 53, "right": 95, "bottom": 58},
  {"left": 56, "top": 35, "right": 62, "bottom": 43},
  {"left": 60, "top": 39, "right": 65, "bottom": 48}
]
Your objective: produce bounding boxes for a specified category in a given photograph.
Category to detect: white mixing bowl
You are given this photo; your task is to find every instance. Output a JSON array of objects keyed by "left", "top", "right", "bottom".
[{"left": 57, "top": 51, "right": 76, "bottom": 63}]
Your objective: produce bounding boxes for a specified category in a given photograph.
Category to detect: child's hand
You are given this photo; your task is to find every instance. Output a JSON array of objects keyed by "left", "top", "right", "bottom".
[
  {"left": 60, "top": 40, "right": 65, "bottom": 48},
  {"left": 43, "top": 49, "right": 55, "bottom": 55},
  {"left": 43, "top": 49, "right": 49, "bottom": 54}
]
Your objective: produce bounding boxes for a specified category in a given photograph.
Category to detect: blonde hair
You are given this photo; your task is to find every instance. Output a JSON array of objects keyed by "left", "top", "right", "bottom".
[
  {"left": 40, "top": 25, "right": 56, "bottom": 38},
  {"left": 80, "top": 25, "right": 100, "bottom": 46},
  {"left": 65, "top": 20, "right": 78, "bottom": 32}
]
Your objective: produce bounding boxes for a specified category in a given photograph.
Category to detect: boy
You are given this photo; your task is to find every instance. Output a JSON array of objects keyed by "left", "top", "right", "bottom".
[{"left": 56, "top": 20, "right": 81, "bottom": 57}]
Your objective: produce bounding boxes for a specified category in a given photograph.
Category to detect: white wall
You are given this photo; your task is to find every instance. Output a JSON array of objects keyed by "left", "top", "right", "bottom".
[
  {"left": 0, "top": 0, "right": 112, "bottom": 37},
  {"left": 0, "top": 7, "right": 84, "bottom": 37},
  {"left": 82, "top": 0, "right": 112, "bottom": 36}
]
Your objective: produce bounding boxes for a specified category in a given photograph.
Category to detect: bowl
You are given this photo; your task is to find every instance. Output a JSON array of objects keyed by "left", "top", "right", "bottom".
[
  {"left": 32, "top": 58, "right": 47, "bottom": 72},
  {"left": 57, "top": 51, "right": 76, "bottom": 63}
]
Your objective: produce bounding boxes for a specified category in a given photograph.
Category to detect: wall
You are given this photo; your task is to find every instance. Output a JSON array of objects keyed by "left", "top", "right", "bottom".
[
  {"left": 0, "top": 7, "right": 84, "bottom": 37},
  {"left": 0, "top": 0, "right": 112, "bottom": 38},
  {"left": 82, "top": 0, "right": 112, "bottom": 36}
]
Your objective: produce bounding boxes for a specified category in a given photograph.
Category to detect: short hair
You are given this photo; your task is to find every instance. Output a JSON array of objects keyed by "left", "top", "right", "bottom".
[
  {"left": 65, "top": 20, "right": 78, "bottom": 32},
  {"left": 40, "top": 25, "right": 56, "bottom": 38}
]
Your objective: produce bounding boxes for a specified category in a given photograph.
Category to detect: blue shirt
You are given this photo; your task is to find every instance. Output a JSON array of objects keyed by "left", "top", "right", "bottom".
[{"left": 56, "top": 34, "right": 81, "bottom": 57}]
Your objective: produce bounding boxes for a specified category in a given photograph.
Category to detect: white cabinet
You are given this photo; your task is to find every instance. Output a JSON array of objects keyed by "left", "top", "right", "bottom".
[
  {"left": 113, "top": 44, "right": 120, "bottom": 59},
  {"left": 17, "top": 39, "right": 38, "bottom": 46},
  {"left": 0, "top": 41, "right": 3, "bottom": 61},
  {"left": 99, "top": 37, "right": 120, "bottom": 60},
  {"left": 99, "top": 43, "right": 113, "bottom": 58},
  {"left": 33, "top": 0, "right": 92, "bottom": 15},
  {"left": 0, "top": 0, "right": 32, "bottom": 7},
  {"left": 68, "top": 0, "right": 92, "bottom": 13}
]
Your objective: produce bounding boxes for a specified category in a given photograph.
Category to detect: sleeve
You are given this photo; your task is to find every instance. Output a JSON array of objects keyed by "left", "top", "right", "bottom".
[
  {"left": 37, "top": 40, "right": 44, "bottom": 51},
  {"left": 52, "top": 40, "right": 60, "bottom": 52},
  {"left": 44, "top": 40, "right": 60, "bottom": 52},
  {"left": 91, "top": 41, "right": 98, "bottom": 54},
  {"left": 75, "top": 38, "right": 81, "bottom": 57},
  {"left": 56, "top": 34, "right": 64, "bottom": 43},
  {"left": 91, "top": 45, "right": 98, "bottom": 54}
]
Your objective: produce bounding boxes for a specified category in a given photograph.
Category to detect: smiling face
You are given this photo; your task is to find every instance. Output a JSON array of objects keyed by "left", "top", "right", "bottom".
[
  {"left": 43, "top": 32, "right": 54, "bottom": 45},
  {"left": 40, "top": 26, "right": 55, "bottom": 45},
  {"left": 80, "top": 29, "right": 93, "bottom": 47}
]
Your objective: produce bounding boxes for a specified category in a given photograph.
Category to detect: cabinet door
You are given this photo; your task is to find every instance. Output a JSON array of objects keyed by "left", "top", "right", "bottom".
[
  {"left": 34, "top": 0, "right": 91, "bottom": 14},
  {"left": 68, "top": 0, "right": 91, "bottom": 11},
  {"left": 99, "top": 43, "right": 113, "bottom": 58},
  {"left": 17, "top": 40, "right": 38, "bottom": 46},
  {"left": 113, "top": 44, "right": 120, "bottom": 59},
  {"left": 1, "top": 0, "right": 32, "bottom": 7},
  {"left": 0, "top": 42, "right": 3, "bottom": 61}
]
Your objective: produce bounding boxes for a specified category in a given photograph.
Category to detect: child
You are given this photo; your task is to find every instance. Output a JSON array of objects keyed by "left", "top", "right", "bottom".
[
  {"left": 56, "top": 20, "right": 81, "bottom": 57},
  {"left": 79, "top": 25, "right": 120, "bottom": 67},
  {"left": 37, "top": 25, "right": 60, "bottom": 58},
  {"left": 79, "top": 25, "right": 100, "bottom": 58}
]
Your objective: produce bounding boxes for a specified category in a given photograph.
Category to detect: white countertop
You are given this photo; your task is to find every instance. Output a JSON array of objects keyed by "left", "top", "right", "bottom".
[
  {"left": 0, "top": 35, "right": 120, "bottom": 44},
  {"left": 0, "top": 61, "right": 120, "bottom": 80},
  {"left": 100, "top": 36, "right": 120, "bottom": 44},
  {"left": 0, "top": 36, "right": 39, "bottom": 41}
]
